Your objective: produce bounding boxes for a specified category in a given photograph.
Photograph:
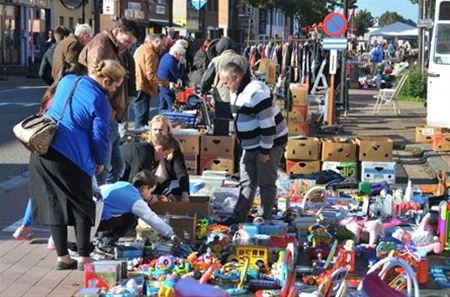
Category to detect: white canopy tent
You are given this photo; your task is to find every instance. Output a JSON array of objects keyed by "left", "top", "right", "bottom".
[{"left": 368, "top": 22, "right": 418, "bottom": 41}]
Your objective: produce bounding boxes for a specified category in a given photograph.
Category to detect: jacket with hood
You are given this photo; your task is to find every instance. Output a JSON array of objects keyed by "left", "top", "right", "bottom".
[{"left": 200, "top": 37, "right": 249, "bottom": 103}]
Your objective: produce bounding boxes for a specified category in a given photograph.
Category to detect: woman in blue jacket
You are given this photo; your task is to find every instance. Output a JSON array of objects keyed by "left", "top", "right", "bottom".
[
  {"left": 157, "top": 43, "right": 186, "bottom": 112},
  {"left": 29, "top": 59, "right": 126, "bottom": 270}
]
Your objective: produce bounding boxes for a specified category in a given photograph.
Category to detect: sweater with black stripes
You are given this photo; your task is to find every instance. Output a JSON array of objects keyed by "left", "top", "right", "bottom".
[{"left": 232, "top": 80, "right": 288, "bottom": 155}]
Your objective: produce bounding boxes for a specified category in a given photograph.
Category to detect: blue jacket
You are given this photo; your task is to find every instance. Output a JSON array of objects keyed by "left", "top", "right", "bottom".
[
  {"left": 157, "top": 53, "right": 181, "bottom": 96},
  {"left": 48, "top": 74, "right": 111, "bottom": 176}
]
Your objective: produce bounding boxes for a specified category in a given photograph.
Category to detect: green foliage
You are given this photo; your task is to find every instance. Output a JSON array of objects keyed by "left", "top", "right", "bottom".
[
  {"left": 355, "top": 9, "right": 375, "bottom": 37},
  {"left": 398, "top": 67, "right": 427, "bottom": 102},
  {"left": 378, "top": 11, "right": 405, "bottom": 27}
]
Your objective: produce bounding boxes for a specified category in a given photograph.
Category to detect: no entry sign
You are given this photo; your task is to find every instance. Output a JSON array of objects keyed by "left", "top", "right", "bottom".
[{"left": 323, "top": 12, "right": 348, "bottom": 38}]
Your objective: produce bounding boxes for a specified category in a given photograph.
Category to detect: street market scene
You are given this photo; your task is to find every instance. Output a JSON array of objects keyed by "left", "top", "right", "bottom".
[{"left": 1, "top": 0, "right": 450, "bottom": 296}]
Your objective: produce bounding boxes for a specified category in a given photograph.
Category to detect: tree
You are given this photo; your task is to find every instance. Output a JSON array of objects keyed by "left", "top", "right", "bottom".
[
  {"left": 354, "top": 9, "right": 375, "bottom": 37},
  {"left": 378, "top": 11, "right": 405, "bottom": 27}
]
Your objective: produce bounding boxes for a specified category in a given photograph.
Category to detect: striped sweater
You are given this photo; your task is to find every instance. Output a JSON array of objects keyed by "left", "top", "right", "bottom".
[{"left": 232, "top": 80, "right": 288, "bottom": 155}]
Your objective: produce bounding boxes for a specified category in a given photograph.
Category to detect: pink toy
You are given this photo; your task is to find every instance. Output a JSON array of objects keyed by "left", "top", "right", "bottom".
[{"left": 340, "top": 217, "right": 384, "bottom": 248}]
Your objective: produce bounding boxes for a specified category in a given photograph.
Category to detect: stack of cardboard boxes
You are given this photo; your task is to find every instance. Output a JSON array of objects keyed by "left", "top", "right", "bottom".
[
  {"left": 416, "top": 125, "right": 450, "bottom": 152},
  {"left": 173, "top": 129, "right": 202, "bottom": 175},
  {"left": 200, "top": 134, "right": 235, "bottom": 174},
  {"left": 288, "top": 83, "right": 309, "bottom": 137},
  {"left": 357, "top": 137, "right": 395, "bottom": 184},
  {"left": 321, "top": 138, "right": 358, "bottom": 178},
  {"left": 285, "top": 137, "right": 322, "bottom": 175}
]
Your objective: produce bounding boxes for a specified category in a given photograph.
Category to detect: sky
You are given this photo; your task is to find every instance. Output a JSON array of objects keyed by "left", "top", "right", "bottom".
[{"left": 356, "top": 0, "right": 419, "bottom": 22}]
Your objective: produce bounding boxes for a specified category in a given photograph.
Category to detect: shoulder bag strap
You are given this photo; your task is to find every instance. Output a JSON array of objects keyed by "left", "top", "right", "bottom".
[{"left": 56, "top": 76, "right": 83, "bottom": 124}]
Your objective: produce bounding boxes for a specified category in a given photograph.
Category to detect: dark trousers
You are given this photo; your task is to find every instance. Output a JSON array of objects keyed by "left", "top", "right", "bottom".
[{"left": 97, "top": 213, "right": 137, "bottom": 238}]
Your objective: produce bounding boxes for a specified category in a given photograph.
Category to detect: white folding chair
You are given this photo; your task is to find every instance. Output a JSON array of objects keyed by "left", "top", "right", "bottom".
[{"left": 372, "top": 74, "right": 407, "bottom": 115}]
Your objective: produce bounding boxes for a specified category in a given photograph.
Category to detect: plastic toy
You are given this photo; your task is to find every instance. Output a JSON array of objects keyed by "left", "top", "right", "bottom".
[
  {"left": 438, "top": 200, "right": 450, "bottom": 251},
  {"left": 187, "top": 249, "right": 219, "bottom": 271},
  {"left": 356, "top": 257, "right": 420, "bottom": 297},
  {"left": 391, "top": 213, "right": 443, "bottom": 256},
  {"left": 196, "top": 219, "right": 210, "bottom": 240},
  {"left": 158, "top": 274, "right": 178, "bottom": 297},
  {"left": 307, "top": 224, "right": 333, "bottom": 248},
  {"left": 230, "top": 245, "right": 269, "bottom": 270},
  {"left": 334, "top": 240, "right": 356, "bottom": 272},
  {"left": 340, "top": 217, "right": 384, "bottom": 248}
]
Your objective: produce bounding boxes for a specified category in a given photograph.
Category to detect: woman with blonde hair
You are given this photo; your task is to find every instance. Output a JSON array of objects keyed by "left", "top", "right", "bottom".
[
  {"left": 29, "top": 59, "right": 126, "bottom": 271},
  {"left": 123, "top": 115, "right": 190, "bottom": 202}
]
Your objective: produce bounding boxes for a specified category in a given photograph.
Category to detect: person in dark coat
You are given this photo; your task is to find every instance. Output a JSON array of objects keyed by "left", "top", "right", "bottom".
[
  {"left": 121, "top": 133, "right": 183, "bottom": 200},
  {"left": 39, "top": 26, "right": 71, "bottom": 85},
  {"left": 30, "top": 60, "right": 126, "bottom": 270}
]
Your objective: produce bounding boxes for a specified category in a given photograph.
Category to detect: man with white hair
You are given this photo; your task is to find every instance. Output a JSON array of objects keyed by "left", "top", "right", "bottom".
[
  {"left": 157, "top": 43, "right": 186, "bottom": 111},
  {"left": 51, "top": 23, "right": 93, "bottom": 80}
]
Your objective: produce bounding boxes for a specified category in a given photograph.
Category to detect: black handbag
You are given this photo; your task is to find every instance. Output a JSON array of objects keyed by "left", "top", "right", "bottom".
[{"left": 13, "top": 76, "right": 82, "bottom": 155}]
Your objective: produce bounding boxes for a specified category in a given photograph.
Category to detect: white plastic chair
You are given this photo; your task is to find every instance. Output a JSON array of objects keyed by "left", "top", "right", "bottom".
[
  {"left": 357, "top": 257, "right": 420, "bottom": 297},
  {"left": 372, "top": 74, "right": 407, "bottom": 115}
]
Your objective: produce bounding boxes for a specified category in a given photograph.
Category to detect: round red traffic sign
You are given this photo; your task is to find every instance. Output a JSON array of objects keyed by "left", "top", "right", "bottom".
[{"left": 323, "top": 12, "right": 348, "bottom": 38}]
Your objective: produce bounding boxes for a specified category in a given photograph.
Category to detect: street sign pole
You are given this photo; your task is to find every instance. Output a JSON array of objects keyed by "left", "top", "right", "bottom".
[{"left": 328, "top": 50, "right": 338, "bottom": 126}]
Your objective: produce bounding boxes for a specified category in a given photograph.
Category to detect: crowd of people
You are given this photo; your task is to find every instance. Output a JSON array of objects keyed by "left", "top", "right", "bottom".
[{"left": 14, "top": 19, "right": 288, "bottom": 272}]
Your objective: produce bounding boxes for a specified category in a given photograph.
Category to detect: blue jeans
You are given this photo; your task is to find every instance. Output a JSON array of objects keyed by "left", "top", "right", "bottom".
[
  {"left": 134, "top": 91, "right": 159, "bottom": 129},
  {"left": 159, "top": 92, "right": 175, "bottom": 112},
  {"left": 22, "top": 199, "right": 33, "bottom": 227},
  {"left": 97, "top": 121, "right": 125, "bottom": 185}
]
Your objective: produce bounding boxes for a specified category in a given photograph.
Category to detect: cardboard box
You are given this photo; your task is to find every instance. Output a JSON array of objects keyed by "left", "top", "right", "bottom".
[
  {"left": 322, "top": 161, "right": 358, "bottom": 178},
  {"left": 200, "top": 156, "right": 234, "bottom": 174},
  {"left": 151, "top": 197, "right": 212, "bottom": 217},
  {"left": 173, "top": 129, "right": 201, "bottom": 155},
  {"left": 167, "top": 214, "right": 197, "bottom": 243},
  {"left": 288, "top": 121, "right": 309, "bottom": 136},
  {"left": 416, "top": 125, "right": 442, "bottom": 143},
  {"left": 433, "top": 133, "right": 450, "bottom": 152},
  {"left": 289, "top": 83, "right": 308, "bottom": 105},
  {"left": 285, "top": 137, "right": 321, "bottom": 160},
  {"left": 361, "top": 161, "right": 396, "bottom": 184},
  {"left": 201, "top": 134, "right": 235, "bottom": 158},
  {"left": 184, "top": 154, "right": 198, "bottom": 175},
  {"left": 321, "top": 138, "right": 357, "bottom": 162},
  {"left": 356, "top": 137, "right": 393, "bottom": 162},
  {"left": 289, "top": 105, "right": 308, "bottom": 123},
  {"left": 286, "top": 160, "right": 321, "bottom": 175}
]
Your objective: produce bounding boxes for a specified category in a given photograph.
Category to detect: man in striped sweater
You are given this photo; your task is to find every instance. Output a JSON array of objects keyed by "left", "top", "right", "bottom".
[{"left": 218, "top": 62, "right": 288, "bottom": 225}]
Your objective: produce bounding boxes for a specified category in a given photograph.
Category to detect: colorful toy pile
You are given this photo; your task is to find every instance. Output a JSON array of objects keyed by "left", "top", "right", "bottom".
[{"left": 78, "top": 172, "right": 450, "bottom": 297}]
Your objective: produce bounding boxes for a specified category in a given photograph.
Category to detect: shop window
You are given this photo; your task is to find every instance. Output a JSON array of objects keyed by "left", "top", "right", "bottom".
[
  {"left": 59, "top": 16, "right": 64, "bottom": 26},
  {"left": 0, "top": 4, "right": 20, "bottom": 64},
  {"left": 69, "top": 17, "right": 74, "bottom": 30}
]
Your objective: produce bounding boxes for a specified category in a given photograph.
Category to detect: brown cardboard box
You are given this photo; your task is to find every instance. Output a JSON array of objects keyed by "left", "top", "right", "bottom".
[
  {"left": 433, "top": 133, "right": 450, "bottom": 152},
  {"left": 286, "top": 160, "right": 321, "bottom": 175},
  {"left": 200, "top": 156, "right": 234, "bottom": 174},
  {"left": 288, "top": 122, "right": 309, "bottom": 136},
  {"left": 184, "top": 154, "right": 198, "bottom": 175},
  {"left": 321, "top": 138, "right": 357, "bottom": 162},
  {"left": 356, "top": 137, "right": 393, "bottom": 162},
  {"left": 285, "top": 137, "right": 321, "bottom": 160},
  {"left": 289, "top": 83, "right": 308, "bottom": 106},
  {"left": 288, "top": 105, "right": 308, "bottom": 122},
  {"left": 173, "top": 130, "right": 201, "bottom": 155},
  {"left": 151, "top": 198, "right": 212, "bottom": 217},
  {"left": 167, "top": 215, "right": 197, "bottom": 243},
  {"left": 201, "top": 134, "right": 235, "bottom": 157},
  {"left": 416, "top": 125, "right": 443, "bottom": 143}
]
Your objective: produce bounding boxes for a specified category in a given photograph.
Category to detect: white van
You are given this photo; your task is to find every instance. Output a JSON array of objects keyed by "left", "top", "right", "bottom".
[{"left": 427, "top": 0, "right": 450, "bottom": 127}]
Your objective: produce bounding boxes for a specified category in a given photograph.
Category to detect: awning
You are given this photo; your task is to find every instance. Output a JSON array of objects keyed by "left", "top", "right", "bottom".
[{"left": 149, "top": 20, "right": 170, "bottom": 27}]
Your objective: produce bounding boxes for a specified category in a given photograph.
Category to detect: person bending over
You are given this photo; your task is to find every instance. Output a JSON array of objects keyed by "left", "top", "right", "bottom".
[{"left": 97, "top": 170, "right": 179, "bottom": 242}]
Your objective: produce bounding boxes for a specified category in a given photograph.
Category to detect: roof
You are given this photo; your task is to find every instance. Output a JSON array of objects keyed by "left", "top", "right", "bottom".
[{"left": 369, "top": 21, "right": 418, "bottom": 37}]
